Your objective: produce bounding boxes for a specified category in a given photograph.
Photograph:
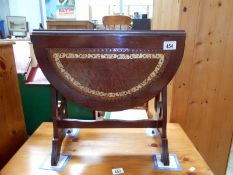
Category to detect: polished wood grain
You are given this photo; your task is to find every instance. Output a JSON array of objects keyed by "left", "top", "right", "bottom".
[
  {"left": 31, "top": 30, "right": 185, "bottom": 111},
  {"left": 31, "top": 30, "right": 185, "bottom": 166},
  {"left": 152, "top": 1, "right": 233, "bottom": 175},
  {"left": 0, "top": 41, "right": 27, "bottom": 169},
  {"left": 1, "top": 122, "right": 213, "bottom": 175}
]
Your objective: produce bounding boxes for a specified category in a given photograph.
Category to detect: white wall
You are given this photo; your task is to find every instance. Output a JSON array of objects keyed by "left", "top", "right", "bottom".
[
  {"left": 75, "top": 0, "right": 89, "bottom": 20},
  {"left": 9, "top": 0, "right": 42, "bottom": 32}
]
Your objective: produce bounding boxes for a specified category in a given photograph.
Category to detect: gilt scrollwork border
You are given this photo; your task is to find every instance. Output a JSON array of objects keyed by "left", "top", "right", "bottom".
[{"left": 49, "top": 48, "right": 168, "bottom": 98}]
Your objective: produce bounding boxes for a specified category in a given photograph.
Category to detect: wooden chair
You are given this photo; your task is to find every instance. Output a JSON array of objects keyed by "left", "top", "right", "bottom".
[
  {"left": 31, "top": 30, "right": 185, "bottom": 166},
  {"left": 103, "top": 15, "right": 132, "bottom": 30}
]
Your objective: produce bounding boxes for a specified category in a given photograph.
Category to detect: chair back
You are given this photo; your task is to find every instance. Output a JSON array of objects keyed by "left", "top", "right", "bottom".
[{"left": 103, "top": 16, "right": 132, "bottom": 30}]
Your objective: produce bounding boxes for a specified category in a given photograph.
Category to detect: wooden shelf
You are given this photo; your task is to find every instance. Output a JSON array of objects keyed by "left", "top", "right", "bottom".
[{"left": 0, "top": 41, "right": 27, "bottom": 169}]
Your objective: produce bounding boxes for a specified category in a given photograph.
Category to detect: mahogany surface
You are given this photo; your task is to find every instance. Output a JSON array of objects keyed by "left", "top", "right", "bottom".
[
  {"left": 31, "top": 30, "right": 185, "bottom": 111},
  {"left": 31, "top": 30, "right": 185, "bottom": 166}
]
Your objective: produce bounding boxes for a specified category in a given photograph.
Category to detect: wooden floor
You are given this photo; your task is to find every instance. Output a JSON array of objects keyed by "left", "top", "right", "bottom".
[{"left": 1, "top": 122, "right": 213, "bottom": 175}]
